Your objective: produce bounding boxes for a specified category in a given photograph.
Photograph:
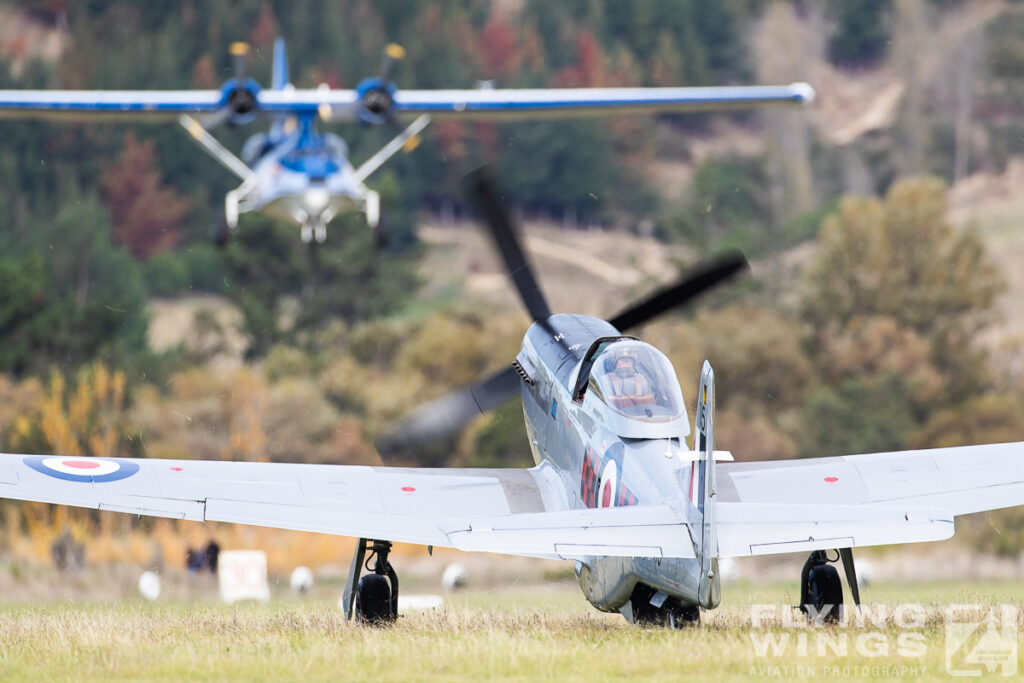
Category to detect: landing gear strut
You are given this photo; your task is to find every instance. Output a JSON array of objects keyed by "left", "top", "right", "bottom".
[{"left": 342, "top": 538, "right": 399, "bottom": 624}]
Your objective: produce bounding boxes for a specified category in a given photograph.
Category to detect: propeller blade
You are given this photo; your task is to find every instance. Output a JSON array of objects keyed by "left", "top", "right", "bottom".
[
  {"left": 838, "top": 547, "right": 861, "bottom": 608},
  {"left": 381, "top": 170, "right": 748, "bottom": 455},
  {"left": 199, "top": 107, "right": 233, "bottom": 131},
  {"left": 464, "top": 166, "right": 552, "bottom": 322},
  {"left": 377, "top": 365, "right": 520, "bottom": 457},
  {"left": 379, "top": 43, "right": 406, "bottom": 83},
  {"left": 608, "top": 251, "right": 749, "bottom": 332},
  {"left": 230, "top": 42, "right": 249, "bottom": 82}
]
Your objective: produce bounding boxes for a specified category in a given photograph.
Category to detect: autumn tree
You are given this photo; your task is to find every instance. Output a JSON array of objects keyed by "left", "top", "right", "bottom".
[
  {"left": 798, "top": 177, "right": 1005, "bottom": 456},
  {"left": 101, "top": 132, "right": 191, "bottom": 260},
  {"left": 802, "top": 177, "right": 1002, "bottom": 393}
]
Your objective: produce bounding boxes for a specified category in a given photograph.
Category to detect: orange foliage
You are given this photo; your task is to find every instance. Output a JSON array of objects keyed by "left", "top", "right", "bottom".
[
  {"left": 101, "top": 132, "right": 190, "bottom": 260},
  {"left": 249, "top": 3, "right": 278, "bottom": 47},
  {"left": 554, "top": 30, "right": 607, "bottom": 87},
  {"left": 191, "top": 53, "right": 217, "bottom": 88},
  {"left": 478, "top": 11, "right": 521, "bottom": 78}
]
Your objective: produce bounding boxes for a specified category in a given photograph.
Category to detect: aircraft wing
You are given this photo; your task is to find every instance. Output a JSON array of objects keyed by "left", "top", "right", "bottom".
[
  {"left": 714, "top": 441, "right": 1024, "bottom": 557},
  {"left": 0, "top": 453, "right": 693, "bottom": 560},
  {"left": 0, "top": 90, "right": 226, "bottom": 121},
  {"left": 0, "top": 83, "right": 810, "bottom": 122},
  {"left": 390, "top": 83, "right": 813, "bottom": 119}
]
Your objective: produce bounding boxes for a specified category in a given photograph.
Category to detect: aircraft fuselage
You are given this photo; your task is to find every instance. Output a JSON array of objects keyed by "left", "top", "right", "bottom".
[
  {"left": 240, "top": 124, "right": 375, "bottom": 239},
  {"left": 515, "top": 313, "right": 707, "bottom": 612}
]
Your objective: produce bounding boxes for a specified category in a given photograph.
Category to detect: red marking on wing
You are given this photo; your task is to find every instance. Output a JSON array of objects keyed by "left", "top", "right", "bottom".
[
  {"left": 824, "top": 476, "right": 839, "bottom": 483},
  {"left": 64, "top": 460, "right": 100, "bottom": 470},
  {"left": 600, "top": 480, "right": 614, "bottom": 507},
  {"left": 170, "top": 467, "right": 183, "bottom": 472},
  {"left": 401, "top": 486, "right": 416, "bottom": 492}
]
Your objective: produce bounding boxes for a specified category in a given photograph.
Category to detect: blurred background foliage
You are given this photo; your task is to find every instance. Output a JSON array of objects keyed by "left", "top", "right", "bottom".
[{"left": 1, "top": 0, "right": 1023, "bottom": 564}]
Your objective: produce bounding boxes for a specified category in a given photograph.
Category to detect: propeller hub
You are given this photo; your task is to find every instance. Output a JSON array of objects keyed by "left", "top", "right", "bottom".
[
  {"left": 363, "top": 88, "right": 393, "bottom": 115},
  {"left": 216, "top": 78, "right": 262, "bottom": 126},
  {"left": 355, "top": 77, "right": 397, "bottom": 125}
]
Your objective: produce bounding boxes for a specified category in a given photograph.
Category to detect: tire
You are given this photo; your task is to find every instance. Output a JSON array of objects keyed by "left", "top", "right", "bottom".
[
  {"left": 628, "top": 584, "right": 699, "bottom": 628},
  {"left": 373, "top": 221, "right": 390, "bottom": 249},
  {"left": 356, "top": 573, "right": 394, "bottom": 624},
  {"left": 669, "top": 603, "right": 701, "bottom": 628},
  {"left": 806, "top": 563, "right": 843, "bottom": 623},
  {"left": 628, "top": 584, "right": 661, "bottom": 625},
  {"left": 212, "top": 216, "right": 229, "bottom": 249}
]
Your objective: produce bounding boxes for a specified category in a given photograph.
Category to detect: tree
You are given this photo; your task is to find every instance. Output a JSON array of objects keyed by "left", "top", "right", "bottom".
[
  {"left": 221, "top": 211, "right": 421, "bottom": 358},
  {"left": 799, "top": 374, "right": 917, "bottom": 458},
  {"left": 101, "top": 132, "right": 191, "bottom": 260},
  {"left": 0, "top": 254, "right": 50, "bottom": 375},
  {"left": 663, "top": 156, "right": 771, "bottom": 253},
  {"left": 0, "top": 190, "right": 149, "bottom": 376},
  {"left": 797, "top": 177, "right": 1006, "bottom": 456},
  {"left": 826, "top": 0, "right": 892, "bottom": 68},
  {"left": 801, "top": 177, "right": 1002, "bottom": 400}
]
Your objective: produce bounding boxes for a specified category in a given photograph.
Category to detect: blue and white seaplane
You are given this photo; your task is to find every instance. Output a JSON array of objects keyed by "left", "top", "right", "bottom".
[{"left": 0, "top": 38, "right": 813, "bottom": 245}]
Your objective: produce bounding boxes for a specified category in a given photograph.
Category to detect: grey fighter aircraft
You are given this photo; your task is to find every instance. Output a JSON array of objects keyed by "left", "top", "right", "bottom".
[
  {"left": 0, "top": 37, "right": 813, "bottom": 246},
  {"left": 0, "top": 170, "right": 1022, "bottom": 626}
]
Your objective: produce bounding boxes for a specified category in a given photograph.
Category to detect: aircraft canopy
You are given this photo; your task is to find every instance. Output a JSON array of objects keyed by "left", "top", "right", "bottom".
[{"left": 588, "top": 340, "right": 686, "bottom": 424}]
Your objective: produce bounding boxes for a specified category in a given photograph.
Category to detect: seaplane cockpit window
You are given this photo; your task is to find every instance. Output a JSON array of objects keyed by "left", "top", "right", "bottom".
[{"left": 591, "top": 341, "right": 685, "bottom": 422}]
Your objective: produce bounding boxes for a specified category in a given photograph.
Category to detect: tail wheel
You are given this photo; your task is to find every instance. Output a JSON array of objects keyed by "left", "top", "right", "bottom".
[{"left": 628, "top": 584, "right": 699, "bottom": 629}]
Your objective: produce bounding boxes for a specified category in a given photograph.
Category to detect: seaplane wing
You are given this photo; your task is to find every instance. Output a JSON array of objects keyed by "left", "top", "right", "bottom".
[
  {"left": 714, "top": 441, "right": 1024, "bottom": 557},
  {"left": 390, "top": 83, "right": 813, "bottom": 119},
  {"left": 0, "top": 453, "right": 693, "bottom": 560},
  {"left": 0, "top": 90, "right": 225, "bottom": 120},
  {"left": 0, "top": 82, "right": 812, "bottom": 122}
]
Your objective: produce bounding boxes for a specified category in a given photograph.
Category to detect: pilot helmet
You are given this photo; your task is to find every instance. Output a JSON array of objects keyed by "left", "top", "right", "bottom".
[{"left": 611, "top": 351, "right": 638, "bottom": 378}]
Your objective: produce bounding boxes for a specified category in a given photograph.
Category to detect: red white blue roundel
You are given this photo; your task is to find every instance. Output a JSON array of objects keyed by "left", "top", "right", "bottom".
[{"left": 23, "top": 456, "right": 139, "bottom": 483}]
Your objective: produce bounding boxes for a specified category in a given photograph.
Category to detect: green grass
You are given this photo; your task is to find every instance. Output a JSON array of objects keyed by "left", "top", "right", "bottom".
[{"left": 0, "top": 581, "right": 1022, "bottom": 681}]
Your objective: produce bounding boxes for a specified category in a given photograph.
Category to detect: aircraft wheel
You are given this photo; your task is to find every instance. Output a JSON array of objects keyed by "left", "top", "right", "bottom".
[
  {"left": 373, "top": 217, "right": 390, "bottom": 249},
  {"left": 212, "top": 216, "right": 229, "bottom": 248},
  {"left": 667, "top": 603, "right": 701, "bottom": 628},
  {"left": 806, "top": 563, "right": 843, "bottom": 623},
  {"left": 356, "top": 573, "right": 395, "bottom": 624},
  {"left": 627, "top": 584, "right": 697, "bottom": 628},
  {"left": 628, "top": 584, "right": 661, "bottom": 625}
]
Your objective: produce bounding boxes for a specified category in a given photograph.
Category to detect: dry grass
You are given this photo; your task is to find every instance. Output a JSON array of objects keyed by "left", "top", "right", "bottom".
[{"left": 1, "top": 581, "right": 1022, "bottom": 681}]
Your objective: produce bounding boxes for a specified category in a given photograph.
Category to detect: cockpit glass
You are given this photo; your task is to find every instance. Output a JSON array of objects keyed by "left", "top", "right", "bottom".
[{"left": 588, "top": 340, "right": 685, "bottom": 422}]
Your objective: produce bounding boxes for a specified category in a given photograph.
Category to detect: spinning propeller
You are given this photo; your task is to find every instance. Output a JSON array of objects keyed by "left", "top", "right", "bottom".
[
  {"left": 201, "top": 42, "right": 261, "bottom": 130},
  {"left": 377, "top": 166, "right": 749, "bottom": 456},
  {"left": 200, "top": 41, "right": 414, "bottom": 131}
]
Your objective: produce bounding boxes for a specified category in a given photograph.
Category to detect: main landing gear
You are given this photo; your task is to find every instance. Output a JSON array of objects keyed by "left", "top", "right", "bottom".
[
  {"left": 624, "top": 583, "right": 701, "bottom": 628},
  {"left": 342, "top": 539, "right": 399, "bottom": 624},
  {"left": 799, "top": 548, "right": 860, "bottom": 623}
]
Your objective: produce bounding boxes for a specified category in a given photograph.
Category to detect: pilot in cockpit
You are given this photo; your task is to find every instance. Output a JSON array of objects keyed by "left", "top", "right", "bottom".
[{"left": 603, "top": 351, "right": 656, "bottom": 410}]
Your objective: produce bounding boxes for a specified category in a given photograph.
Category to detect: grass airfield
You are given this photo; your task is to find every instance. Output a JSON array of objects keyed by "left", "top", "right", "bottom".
[{"left": 1, "top": 580, "right": 1022, "bottom": 681}]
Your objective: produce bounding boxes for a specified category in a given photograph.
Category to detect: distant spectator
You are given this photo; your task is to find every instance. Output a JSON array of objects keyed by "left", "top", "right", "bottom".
[
  {"left": 205, "top": 540, "right": 221, "bottom": 574},
  {"left": 51, "top": 530, "right": 85, "bottom": 571},
  {"left": 185, "top": 545, "right": 206, "bottom": 573}
]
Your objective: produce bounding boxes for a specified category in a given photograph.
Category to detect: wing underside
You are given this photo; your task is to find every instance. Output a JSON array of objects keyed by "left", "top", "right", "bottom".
[
  {"left": 0, "top": 83, "right": 812, "bottom": 122},
  {"left": 0, "top": 454, "right": 693, "bottom": 560},
  {"left": 2, "top": 441, "right": 1018, "bottom": 561},
  {"left": 714, "top": 441, "right": 1024, "bottom": 557}
]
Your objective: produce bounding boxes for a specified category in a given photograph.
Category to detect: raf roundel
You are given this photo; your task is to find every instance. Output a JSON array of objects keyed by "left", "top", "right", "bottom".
[{"left": 23, "top": 456, "right": 139, "bottom": 483}]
